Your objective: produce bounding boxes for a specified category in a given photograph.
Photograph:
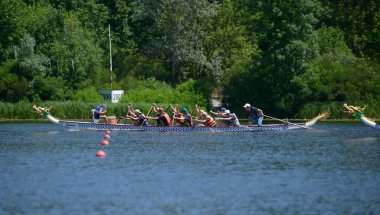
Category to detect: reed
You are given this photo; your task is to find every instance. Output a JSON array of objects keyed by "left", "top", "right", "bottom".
[{"left": 0, "top": 101, "right": 197, "bottom": 120}]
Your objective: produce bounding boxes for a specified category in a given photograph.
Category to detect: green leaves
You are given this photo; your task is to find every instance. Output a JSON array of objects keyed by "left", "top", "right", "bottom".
[
  {"left": 132, "top": 0, "right": 219, "bottom": 86},
  {"left": 0, "top": 0, "right": 379, "bottom": 120},
  {"left": 120, "top": 78, "right": 206, "bottom": 106}
]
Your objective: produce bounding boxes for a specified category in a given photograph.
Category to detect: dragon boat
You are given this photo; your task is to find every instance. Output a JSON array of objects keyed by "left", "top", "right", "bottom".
[
  {"left": 33, "top": 106, "right": 329, "bottom": 132},
  {"left": 343, "top": 103, "right": 379, "bottom": 130}
]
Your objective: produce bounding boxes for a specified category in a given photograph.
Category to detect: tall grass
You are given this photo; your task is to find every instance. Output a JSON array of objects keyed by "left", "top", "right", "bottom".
[{"left": 0, "top": 101, "right": 198, "bottom": 120}]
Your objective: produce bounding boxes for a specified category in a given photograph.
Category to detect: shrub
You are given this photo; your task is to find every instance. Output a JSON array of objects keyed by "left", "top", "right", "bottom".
[
  {"left": 72, "top": 87, "right": 105, "bottom": 103},
  {"left": 120, "top": 78, "right": 207, "bottom": 107}
]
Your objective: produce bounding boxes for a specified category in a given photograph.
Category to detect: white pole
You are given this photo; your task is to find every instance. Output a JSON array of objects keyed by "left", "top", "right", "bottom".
[{"left": 109, "top": 24, "right": 113, "bottom": 90}]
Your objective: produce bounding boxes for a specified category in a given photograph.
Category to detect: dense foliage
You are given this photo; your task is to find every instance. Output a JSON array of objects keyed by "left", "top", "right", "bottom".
[{"left": 0, "top": 0, "right": 379, "bottom": 118}]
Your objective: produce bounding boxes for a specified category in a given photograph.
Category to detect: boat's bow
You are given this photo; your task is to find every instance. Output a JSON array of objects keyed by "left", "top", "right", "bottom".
[{"left": 33, "top": 105, "right": 60, "bottom": 125}]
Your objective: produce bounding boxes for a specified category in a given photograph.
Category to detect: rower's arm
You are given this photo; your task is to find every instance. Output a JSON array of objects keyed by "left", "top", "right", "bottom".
[
  {"left": 217, "top": 117, "right": 231, "bottom": 121},
  {"left": 194, "top": 119, "right": 206, "bottom": 123},
  {"left": 209, "top": 110, "right": 218, "bottom": 116},
  {"left": 146, "top": 116, "right": 158, "bottom": 120}
]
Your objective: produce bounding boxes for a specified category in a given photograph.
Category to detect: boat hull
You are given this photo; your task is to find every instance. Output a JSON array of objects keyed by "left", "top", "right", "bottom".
[
  {"left": 360, "top": 116, "right": 380, "bottom": 130},
  {"left": 56, "top": 120, "right": 295, "bottom": 132},
  {"left": 50, "top": 116, "right": 301, "bottom": 132},
  {"left": 41, "top": 112, "right": 327, "bottom": 132}
]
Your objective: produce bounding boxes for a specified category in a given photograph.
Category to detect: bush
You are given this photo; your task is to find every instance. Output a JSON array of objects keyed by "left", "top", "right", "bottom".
[
  {"left": 120, "top": 78, "right": 207, "bottom": 107},
  {"left": 72, "top": 87, "right": 105, "bottom": 103}
]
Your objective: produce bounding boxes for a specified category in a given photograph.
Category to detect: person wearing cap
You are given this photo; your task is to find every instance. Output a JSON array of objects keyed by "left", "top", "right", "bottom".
[
  {"left": 194, "top": 104, "right": 206, "bottom": 118},
  {"left": 126, "top": 108, "right": 148, "bottom": 126},
  {"left": 177, "top": 107, "right": 193, "bottom": 127},
  {"left": 217, "top": 110, "right": 240, "bottom": 127},
  {"left": 93, "top": 104, "right": 107, "bottom": 123},
  {"left": 147, "top": 104, "right": 171, "bottom": 126},
  {"left": 209, "top": 107, "right": 227, "bottom": 117},
  {"left": 243, "top": 103, "right": 264, "bottom": 126},
  {"left": 170, "top": 104, "right": 185, "bottom": 126},
  {"left": 194, "top": 111, "right": 217, "bottom": 127}
]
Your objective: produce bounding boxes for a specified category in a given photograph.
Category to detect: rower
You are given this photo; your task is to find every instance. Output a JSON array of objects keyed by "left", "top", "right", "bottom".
[
  {"left": 126, "top": 109, "right": 148, "bottom": 126},
  {"left": 171, "top": 104, "right": 185, "bottom": 126},
  {"left": 194, "top": 111, "right": 217, "bottom": 127},
  {"left": 179, "top": 107, "right": 193, "bottom": 127},
  {"left": 147, "top": 104, "right": 171, "bottom": 126},
  {"left": 216, "top": 110, "right": 240, "bottom": 127}
]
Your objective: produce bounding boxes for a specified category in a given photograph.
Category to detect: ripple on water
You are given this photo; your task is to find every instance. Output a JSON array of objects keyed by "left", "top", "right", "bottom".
[{"left": 0, "top": 123, "right": 379, "bottom": 214}]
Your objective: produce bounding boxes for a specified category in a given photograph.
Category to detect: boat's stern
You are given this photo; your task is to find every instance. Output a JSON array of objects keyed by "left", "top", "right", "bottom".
[{"left": 305, "top": 111, "right": 330, "bottom": 127}]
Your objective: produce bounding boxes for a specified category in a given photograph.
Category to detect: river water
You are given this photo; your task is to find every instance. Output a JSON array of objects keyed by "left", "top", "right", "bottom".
[{"left": 0, "top": 123, "right": 379, "bottom": 215}]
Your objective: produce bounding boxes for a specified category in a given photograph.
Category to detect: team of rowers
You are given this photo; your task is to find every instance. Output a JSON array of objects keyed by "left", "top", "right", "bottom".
[{"left": 93, "top": 103, "right": 264, "bottom": 127}]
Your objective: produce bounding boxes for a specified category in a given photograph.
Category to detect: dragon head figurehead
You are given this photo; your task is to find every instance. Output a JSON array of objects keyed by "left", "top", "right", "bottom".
[
  {"left": 343, "top": 103, "right": 367, "bottom": 119},
  {"left": 33, "top": 105, "right": 51, "bottom": 118}
]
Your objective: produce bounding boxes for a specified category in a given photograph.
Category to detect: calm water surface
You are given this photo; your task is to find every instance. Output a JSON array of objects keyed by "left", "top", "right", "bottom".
[{"left": 0, "top": 123, "right": 379, "bottom": 215}]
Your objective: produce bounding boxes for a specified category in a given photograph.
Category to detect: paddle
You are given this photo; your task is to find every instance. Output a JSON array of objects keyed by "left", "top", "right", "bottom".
[
  {"left": 190, "top": 106, "right": 196, "bottom": 117},
  {"left": 141, "top": 105, "right": 153, "bottom": 127},
  {"left": 170, "top": 104, "right": 177, "bottom": 126},
  {"left": 185, "top": 106, "right": 196, "bottom": 128},
  {"left": 263, "top": 114, "right": 311, "bottom": 129},
  {"left": 171, "top": 112, "right": 176, "bottom": 126},
  {"left": 165, "top": 104, "right": 171, "bottom": 113},
  {"left": 117, "top": 103, "right": 131, "bottom": 124}
]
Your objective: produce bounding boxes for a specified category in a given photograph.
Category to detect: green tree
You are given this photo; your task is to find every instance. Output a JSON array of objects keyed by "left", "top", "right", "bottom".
[
  {"left": 297, "top": 27, "right": 380, "bottom": 111},
  {"left": 319, "top": 0, "right": 380, "bottom": 62},
  {"left": 44, "top": 12, "right": 105, "bottom": 89},
  {"left": 0, "top": 0, "right": 28, "bottom": 62},
  {"left": 15, "top": 34, "right": 48, "bottom": 80},
  {"left": 132, "top": 0, "right": 220, "bottom": 87},
  {"left": 223, "top": 0, "right": 323, "bottom": 116},
  {"left": 204, "top": 0, "right": 259, "bottom": 82}
]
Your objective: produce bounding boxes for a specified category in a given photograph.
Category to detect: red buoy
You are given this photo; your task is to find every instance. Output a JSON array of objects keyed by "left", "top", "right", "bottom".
[
  {"left": 96, "top": 150, "right": 106, "bottom": 157},
  {"left": 101, "top": 140, "right": 109, "bottom": 146},
  {"left": 104, "top": 134, "right": 110, "bottom": 139},
  {"left": 105, "top": 130, "right": 111, "bottom": 134}
]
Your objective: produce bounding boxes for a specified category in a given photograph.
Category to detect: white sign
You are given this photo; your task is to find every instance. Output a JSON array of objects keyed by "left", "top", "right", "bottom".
[{"left": 99, "top": 90, "right": 124, "bottom": 103}]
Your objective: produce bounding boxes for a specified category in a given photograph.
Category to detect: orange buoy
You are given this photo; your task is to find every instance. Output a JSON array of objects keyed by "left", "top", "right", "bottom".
[
  {"left": 96, "top": 150, "right": 106, "bottom": 157},
  {"left": 101, "top": 140, "right": 109, "bottom": 146},
  {"left": 105, "top": 130, "right": 111, "bottom": 134},
  {"left": 104, "top": 134, "right": 110, "bottom": 139}
]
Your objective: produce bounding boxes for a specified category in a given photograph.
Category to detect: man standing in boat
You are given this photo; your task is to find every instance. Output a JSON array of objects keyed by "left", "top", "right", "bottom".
[
  {"left": 147, "top": 104, "right": 171, "bottom": 126},
  {"left": 93, "top": 104, "right": 108, "bottom": 124},
  {"left": 243, "top": 103, "right": 264, "bottom": 126}
]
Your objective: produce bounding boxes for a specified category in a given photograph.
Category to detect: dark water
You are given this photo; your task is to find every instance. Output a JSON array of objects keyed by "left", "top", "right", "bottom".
[{"left": 0, "top": 123, "right": 379, "bottom": 215}]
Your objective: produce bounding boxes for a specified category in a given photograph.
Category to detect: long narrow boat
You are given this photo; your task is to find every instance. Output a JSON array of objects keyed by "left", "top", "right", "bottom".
[
  {"left": 343, "top": 103, "right": 379, "bottom": 130},
  {"left": 33, "top": 106, "right": 329, "bottom": 132}
]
